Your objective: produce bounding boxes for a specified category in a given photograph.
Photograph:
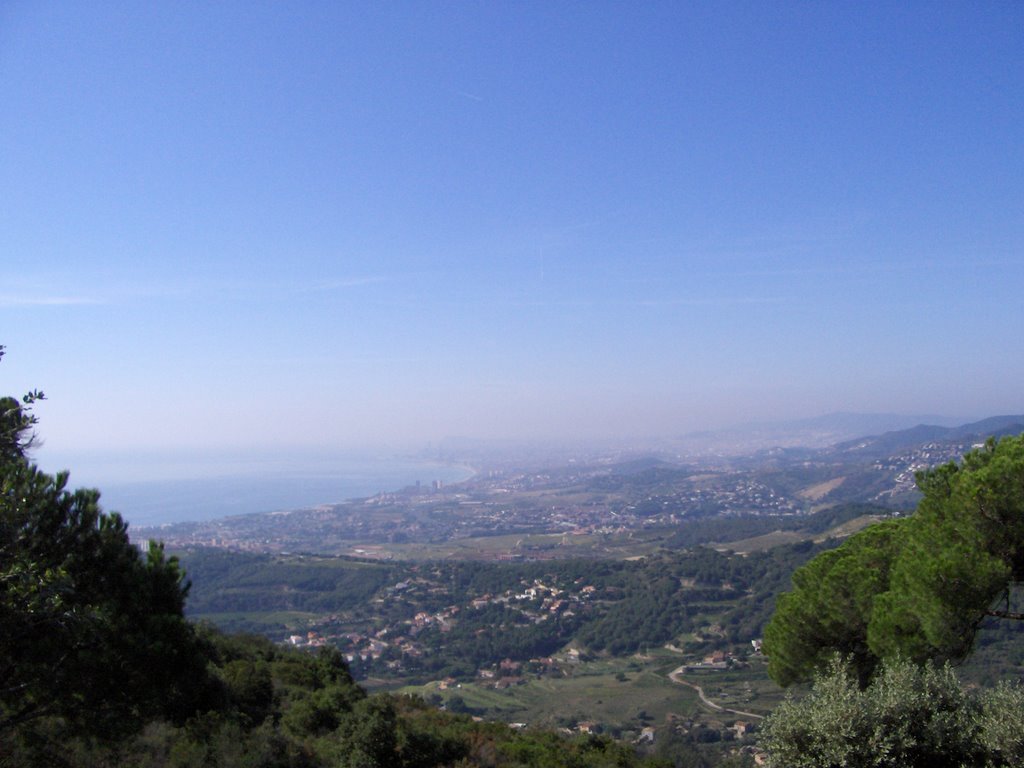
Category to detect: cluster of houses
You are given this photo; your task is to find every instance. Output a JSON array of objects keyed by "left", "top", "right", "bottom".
[
  {"left": 680, "top": 648, "right": 740, "bottom": 671},
  {"left": 871, "top": 440, "right": 981, "bottom": 502},
  {"left": 287, "top": 630, "right": 328, "bottom": 648},
  {"left": 280, "top": 577, "right": 601, "bottom": 670},
  {"left": 469, "top": 580, "right": 596, "bottom": 617}
]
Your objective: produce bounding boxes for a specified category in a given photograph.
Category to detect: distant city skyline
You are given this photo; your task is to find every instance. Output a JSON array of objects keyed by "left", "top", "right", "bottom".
[{"left": 3, "top": 3, "right": 1022, "bottom": 472}]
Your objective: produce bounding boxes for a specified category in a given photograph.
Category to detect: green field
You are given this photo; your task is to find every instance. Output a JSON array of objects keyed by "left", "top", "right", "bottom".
[
  {"left": 192, "top": 610, "right": 320, "bottom": 634},
  {"left": 395, "top": 649, "right": 787, "bottom": 738}
]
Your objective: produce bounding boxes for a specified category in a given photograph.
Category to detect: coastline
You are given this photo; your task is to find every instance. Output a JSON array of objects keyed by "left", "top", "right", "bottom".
[{"left": 112, "top": 458, "right": 476, "bottom": 530}]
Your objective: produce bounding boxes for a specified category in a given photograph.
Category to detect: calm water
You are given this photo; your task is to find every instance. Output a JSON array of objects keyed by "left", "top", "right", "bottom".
[{"left": 58, "top": 459, "right": 473, "bottom": 528}]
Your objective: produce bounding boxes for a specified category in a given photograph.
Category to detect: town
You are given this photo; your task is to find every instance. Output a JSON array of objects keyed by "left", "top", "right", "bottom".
[{"left": 135, "top": 421, "right": 995, "bottom": 557}]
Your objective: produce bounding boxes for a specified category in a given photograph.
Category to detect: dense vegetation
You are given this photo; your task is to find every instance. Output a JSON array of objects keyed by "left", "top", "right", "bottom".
[
  {"left": 0, "top": 354, "right": 217, "bottom": 741},
  {"left": 761, "top": 657, "right": 1024, "bottom": 768},
  {"left": 760, "top": 436, "right": 1024, "bottom": 766},
  {"left": 764, "top": 435, "right": 1024, "bottom": 687},
  {"left": 5, "top": 626, "right": 681, "bottom": 768},
  {"left": 180, "top": 537, "right": 841, "bottom": 682}
]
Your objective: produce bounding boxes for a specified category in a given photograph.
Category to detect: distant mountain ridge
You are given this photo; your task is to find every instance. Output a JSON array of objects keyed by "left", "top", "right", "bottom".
[
  {"left": 830, "top": 415, "right": 1024, "bottom": 460},
  {"left": 752, "top": 411, "right": 967, "bottom": 435},
  {"left": 431, "top": 413, "right": 1012, "bottom": 465},
  {"left": 673, "top": 411, "right": 971, "bottom": 455}
]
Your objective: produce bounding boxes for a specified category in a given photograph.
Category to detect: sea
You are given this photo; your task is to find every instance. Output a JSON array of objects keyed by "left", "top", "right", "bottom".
[{"left": 33, "top": 453, "right": 474, "bottom": 528}]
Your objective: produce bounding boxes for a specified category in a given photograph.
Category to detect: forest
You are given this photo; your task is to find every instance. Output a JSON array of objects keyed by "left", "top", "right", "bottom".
[{"left": 178, "top": 532, "right": 844, "bottom": 682}]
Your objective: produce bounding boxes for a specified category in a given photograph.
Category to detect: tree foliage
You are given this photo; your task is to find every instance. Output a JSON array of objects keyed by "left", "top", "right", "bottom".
[
  {"left": 4, "top": 622, "right": 670, "bottom": 767},
  {"left": 763, "top": 519, "right": 907, "bottom": 687},
  {"left": 0, "top": 346, "right": 45, "bottom": 462},
  {"left": 0, "top": 350, "right": 216, "bottom": 740},
  {"left": 764, "top": 434, "right": 1024, "bottom": 686},
  {"left": 760, "top": 656, "right": 1024, "bottom": 768}
]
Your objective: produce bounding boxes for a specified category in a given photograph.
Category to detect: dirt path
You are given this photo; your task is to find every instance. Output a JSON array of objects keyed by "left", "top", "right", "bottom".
[{"left": 668, "top": 666, "right": 764, "bottom": 720}]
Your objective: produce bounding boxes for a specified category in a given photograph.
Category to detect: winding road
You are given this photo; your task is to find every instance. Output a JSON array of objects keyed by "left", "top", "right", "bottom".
[{"left": 668, "top": 666, "right": 764, "bottom": 720}]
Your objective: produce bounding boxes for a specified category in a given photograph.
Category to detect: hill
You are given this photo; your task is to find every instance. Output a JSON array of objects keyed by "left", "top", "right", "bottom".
[{"left": 830, "top": 414, "right": 1024, "bottom": 459}]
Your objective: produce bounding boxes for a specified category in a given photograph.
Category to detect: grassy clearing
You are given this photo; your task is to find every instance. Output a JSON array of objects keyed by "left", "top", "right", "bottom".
[
  {"left": 678, "top": 658, "right": 792, "bottom": 717},
  {"left": 814, "top": 514, "right": 885, "bottom": 541},
  {"left": 190, "top": 610, "right": 318, "bottom": 634},
  {"left": 710, "top": 530, "right": 806, "bottom": 554},
  {"left": 797, "top": 477, "right": 846, "bottom": 500}
]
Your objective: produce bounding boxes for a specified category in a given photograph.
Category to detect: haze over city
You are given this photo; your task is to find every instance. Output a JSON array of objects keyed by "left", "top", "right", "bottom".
[{"left": 3, "top": 3, "right": 1022, "bottom": 481}]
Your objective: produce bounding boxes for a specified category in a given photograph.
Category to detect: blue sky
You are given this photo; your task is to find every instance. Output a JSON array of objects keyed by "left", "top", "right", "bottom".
[{"left": 2, "top": 2, "right": 1023, "bottom": 468}]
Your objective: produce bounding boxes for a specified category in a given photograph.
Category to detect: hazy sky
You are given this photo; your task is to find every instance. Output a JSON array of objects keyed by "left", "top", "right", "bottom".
[{"left": 3, "top": 2, "right": 1023, "bottom": 464}]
